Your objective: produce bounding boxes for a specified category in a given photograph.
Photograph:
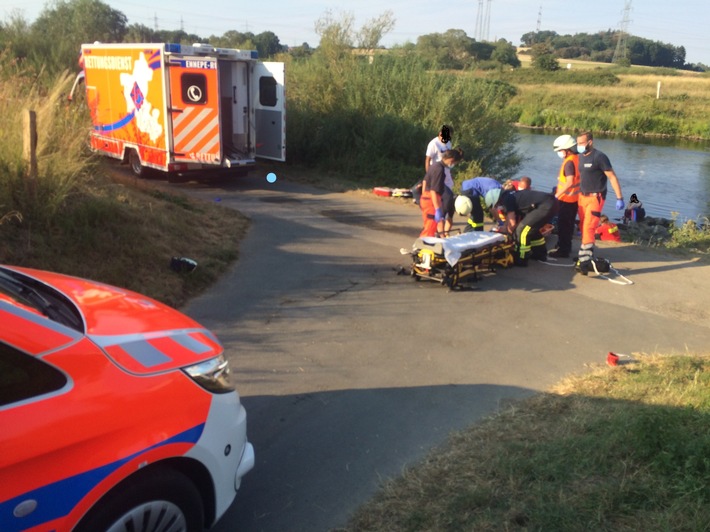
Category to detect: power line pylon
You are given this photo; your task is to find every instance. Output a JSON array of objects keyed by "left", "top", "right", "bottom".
[
  {"left": 613, "top": 0, "right": 633, "bottom": 63},
  {"left": 474, "top": 0, "right": 492, "bottom": 41},
  {"left": 536, "top": 5, "right": 542, "bottom": 32}
]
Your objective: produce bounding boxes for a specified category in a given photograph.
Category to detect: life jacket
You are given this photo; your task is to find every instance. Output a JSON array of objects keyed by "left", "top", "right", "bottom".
[{"left": 557, "top": 154, "right": 580, "bottom": 203}]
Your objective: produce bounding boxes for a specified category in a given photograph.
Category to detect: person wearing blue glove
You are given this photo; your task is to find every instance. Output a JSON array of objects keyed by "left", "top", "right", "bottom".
[
  {"left": 419, "top": 148, "right": 464, "bottom": 237},
  {"left": 575, "top": 131, "right": 624, "bottom": 275}
]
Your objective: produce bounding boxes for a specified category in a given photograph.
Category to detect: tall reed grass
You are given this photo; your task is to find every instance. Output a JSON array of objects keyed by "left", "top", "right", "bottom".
[
  {"left": 0, "top": 54, "right": 94, "bottom": 228},
  {"left": 284, "top": 53, "right": 523, "bottom": 187}
]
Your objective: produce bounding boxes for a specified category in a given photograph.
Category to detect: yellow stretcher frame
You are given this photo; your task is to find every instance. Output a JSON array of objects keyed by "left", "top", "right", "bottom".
[{"left": 410, "top": 235, "right": 515, "bottom": 289}]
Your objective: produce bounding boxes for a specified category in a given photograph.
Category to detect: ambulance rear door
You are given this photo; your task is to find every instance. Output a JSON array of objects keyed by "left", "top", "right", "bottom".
[
  {"left": 167, "top": 55, "right": 222, "bottom": 165},
  {"left": 252, "top": 62, "right": 285, "bottom": 161}
]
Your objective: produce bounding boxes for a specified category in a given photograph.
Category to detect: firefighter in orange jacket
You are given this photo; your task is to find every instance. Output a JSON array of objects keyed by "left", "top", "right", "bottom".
[
  {"left": 550, "top": 134, "right": 580, "bottom": 258},
  {"left": 595, "top": 215, "right": 622, "bottom": 242}
]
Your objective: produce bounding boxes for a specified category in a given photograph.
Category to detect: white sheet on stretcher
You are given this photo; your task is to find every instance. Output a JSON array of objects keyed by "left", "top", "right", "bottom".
[{"left": 420, "top": 231, "right": 507, "bottom": 266}]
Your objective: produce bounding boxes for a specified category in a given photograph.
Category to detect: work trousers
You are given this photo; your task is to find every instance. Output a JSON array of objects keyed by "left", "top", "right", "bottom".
[
  {"left": 577, "top": 193, "right": 605, "bottom": 263},
  {"left": 464, "top": 196, "right": 486, "bottom": 232},
  {"left": 556, "top": 200, "right": 578, "bottom": 253},
  {"left": 515, "top": 199, "right": 558, "bottom": 260},
  {"left": 419, "top": 193, "right": 438, "bottom": 237}
]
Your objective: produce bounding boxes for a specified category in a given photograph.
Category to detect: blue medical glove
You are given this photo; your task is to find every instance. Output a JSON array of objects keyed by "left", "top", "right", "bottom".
[
  {"left": 435, "top": 208, "right": 444, "bottom": 222},
  {"left": 615, "top": 199, "right": 625, "bottom": 210}
]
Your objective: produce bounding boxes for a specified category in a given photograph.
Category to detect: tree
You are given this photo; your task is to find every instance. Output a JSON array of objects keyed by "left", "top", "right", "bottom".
[
  {"left": 520, "top": 30, "right": 559, "bottom": 46},
  {"left": 530, "top": 43, "right": 559, "bottom": 71},
  {"left": 415, "top": 29, "right": 476, "bottom": 69},
  {"left": 30, "top": 0, "right": 128, "bottom": 72},
  {"left": 491, "top": 39, "right": 521, "bottom": 68},
  {"left": 355, "top": 10, "right": 395, "bottom": 50},
  {"left": 124, "top": 23, "right": 158, "bottom": 43},
  {"left": 252, "top": 31, "right": 285, "bottom": 58}
]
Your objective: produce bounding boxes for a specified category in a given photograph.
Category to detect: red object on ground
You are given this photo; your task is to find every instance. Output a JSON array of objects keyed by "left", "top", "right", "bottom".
[
  {"left": 373, "top": 187, "right": 392, "bottom": 197},
  {"left": 607, "top": 352, "right": 619, "bottom": 366}
]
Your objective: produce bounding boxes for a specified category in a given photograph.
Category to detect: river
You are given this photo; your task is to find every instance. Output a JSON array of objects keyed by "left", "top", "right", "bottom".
[{"left": 512, "top": 129, "right": 710, "bottom": 222}]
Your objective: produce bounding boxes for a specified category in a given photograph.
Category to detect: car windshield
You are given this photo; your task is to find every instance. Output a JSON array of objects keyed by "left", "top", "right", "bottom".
[{"left": 0, "top": 268, "right": 84, "bottom": 332}]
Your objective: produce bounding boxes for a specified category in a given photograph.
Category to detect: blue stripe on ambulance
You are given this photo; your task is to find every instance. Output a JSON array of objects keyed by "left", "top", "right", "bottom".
[
  {"left": 0, "top": 423, "right": 204, "bottom": 531},
  {"left": 94, "top": 110, "right": 136, "bottom": 133}
]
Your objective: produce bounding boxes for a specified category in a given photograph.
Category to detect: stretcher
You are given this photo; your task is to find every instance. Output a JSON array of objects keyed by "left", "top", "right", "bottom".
[{"left": 407, "top": 231, "right": 515, "bottom": 289}]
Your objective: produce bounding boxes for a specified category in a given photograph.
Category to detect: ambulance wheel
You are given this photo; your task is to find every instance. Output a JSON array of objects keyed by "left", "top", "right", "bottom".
[{"left": 128, "top": 149, "right": 145, "bottom": 178}]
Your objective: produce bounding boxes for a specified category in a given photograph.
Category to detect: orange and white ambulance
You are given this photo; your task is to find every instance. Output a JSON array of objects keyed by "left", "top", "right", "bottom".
[{"left": 74, "top": 42, "right": 285, "bottom": 177}]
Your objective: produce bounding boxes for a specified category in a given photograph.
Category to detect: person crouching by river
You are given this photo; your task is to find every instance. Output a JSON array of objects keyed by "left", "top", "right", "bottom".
[{"left": 420, "top": 148, "right": 464, "bottom": 237}]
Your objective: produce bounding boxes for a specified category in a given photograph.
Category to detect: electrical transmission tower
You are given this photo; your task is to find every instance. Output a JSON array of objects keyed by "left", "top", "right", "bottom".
[
  {"left": 536, "top": 5, "right": 542, "bottom": 32},
  {"left": 613, "top": 0, "right": 633, "bottom": 63},
  {"left": 474, "top": 0, "right": 492, "bottom": 41}
]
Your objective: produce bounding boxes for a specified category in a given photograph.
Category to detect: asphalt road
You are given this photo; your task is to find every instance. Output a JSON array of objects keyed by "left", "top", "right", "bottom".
[{"left": 174, "top": 174, "right": 710, "bottom": 532}]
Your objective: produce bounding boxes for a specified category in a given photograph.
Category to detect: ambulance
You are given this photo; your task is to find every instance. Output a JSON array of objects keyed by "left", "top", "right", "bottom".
[{"left": 74, "top": 42, "right": 285, "bottom": 178}]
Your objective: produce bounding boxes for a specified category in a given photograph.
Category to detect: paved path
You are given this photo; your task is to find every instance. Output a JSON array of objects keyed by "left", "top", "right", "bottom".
[{"left": 174, "top": 175, "right": 710, "bottom": 532}]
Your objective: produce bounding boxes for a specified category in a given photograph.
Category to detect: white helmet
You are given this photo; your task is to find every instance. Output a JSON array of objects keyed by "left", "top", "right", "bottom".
[
  {"left": 553, "top": 134, "right": 576, "bottom": 152},
  {"left": 454, "top": 195, "right": 473, "bottom": 216},
  {"left": 484, "top": 188, "right": 501, "bottom": 208}
]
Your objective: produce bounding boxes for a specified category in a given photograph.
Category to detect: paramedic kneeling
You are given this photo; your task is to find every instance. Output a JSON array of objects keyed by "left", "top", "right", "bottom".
[
  {"left": 484, "top": 188, "right": 558, "bottom": 266},
  {"left": 458, "top": 177, "right": 502, "bottom": 231},
  {"left": 575, "top": 131, "right": 624, "bottom": 275},
  {"left": 420, "top": 148, "right": 464, "bottom": 237}
]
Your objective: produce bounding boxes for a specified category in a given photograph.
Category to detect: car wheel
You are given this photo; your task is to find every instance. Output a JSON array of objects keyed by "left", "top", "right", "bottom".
[
  {"left": 128, "top": 149, "right": 145, "bottom": 178},
  {"left": 74, "top": 468, "right": 204, "bottom": 532}
]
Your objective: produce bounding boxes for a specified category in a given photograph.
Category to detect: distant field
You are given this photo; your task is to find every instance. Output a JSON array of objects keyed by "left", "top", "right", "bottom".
[{"left": 510, "top": 51, "right": 710, "bottom": 138}]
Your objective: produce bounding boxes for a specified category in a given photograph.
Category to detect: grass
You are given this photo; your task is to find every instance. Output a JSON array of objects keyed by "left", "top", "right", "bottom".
[
  {"left": 0, "top": 169, "right": 249, "bottom": 308},
  {"left": 343, "top": 354, "right": 710, "bottom": 531},
  {"left": 497, "top": 51, "right": 710, "bottom": 139}
]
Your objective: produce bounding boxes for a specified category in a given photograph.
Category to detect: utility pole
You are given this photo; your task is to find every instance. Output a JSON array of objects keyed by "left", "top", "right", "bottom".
[{"left": 613, "top": 0, "right": 633, "bottom": 63}]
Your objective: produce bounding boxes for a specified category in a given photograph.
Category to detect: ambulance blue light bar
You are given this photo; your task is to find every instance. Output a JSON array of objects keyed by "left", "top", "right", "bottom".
[{"left": 163, "top": 43, "right": 258, "bottom": 60}]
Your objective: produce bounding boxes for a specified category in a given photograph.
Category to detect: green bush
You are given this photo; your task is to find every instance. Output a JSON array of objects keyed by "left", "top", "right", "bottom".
[{"left": 499, "top": 68, "right": 620, "bottom": 87}]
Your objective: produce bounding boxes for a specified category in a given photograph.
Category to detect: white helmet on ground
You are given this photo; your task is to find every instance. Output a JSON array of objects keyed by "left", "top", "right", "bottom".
[
  {"left": 484, "top": 188, "right": 501, "bottom": 208},
  {"left": 553, "top": 134, "right": 576, "bottom": 152},
  {"left": 454, "top": 195, "right": 473, "bottom": 216}
]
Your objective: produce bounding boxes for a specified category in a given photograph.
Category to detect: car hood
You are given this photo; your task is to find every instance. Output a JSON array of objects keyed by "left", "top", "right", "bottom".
[{"left": 5, "top": 266, "right": 222, "bottom": 374}]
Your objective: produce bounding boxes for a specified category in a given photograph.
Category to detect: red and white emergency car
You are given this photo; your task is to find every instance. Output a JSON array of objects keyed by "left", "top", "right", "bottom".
[{"left": 0, "top": 265, "right": 254, "bottom": 531}]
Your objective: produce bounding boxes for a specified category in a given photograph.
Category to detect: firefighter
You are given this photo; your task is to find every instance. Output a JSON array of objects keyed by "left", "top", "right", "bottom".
[
  {"left": 456, "top": 177, "right": 502, "bottom": 231},
  {"left": 550, "top": 134, "right": 580, "bottom": 258},
  {"left": 484, "top": 187, "right": 558, "bottom": 266}
]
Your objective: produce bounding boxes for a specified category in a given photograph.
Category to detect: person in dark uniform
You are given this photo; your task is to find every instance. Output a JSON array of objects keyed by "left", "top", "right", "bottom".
[
  {"left": 420, "top": 148, "right": 464, "bottom": 237},
  {"left": 575, "top": 131, "right": 624, "bottom": 275},
  {"left": 484, "top": 188, "right": 559, "bottom": 266}
]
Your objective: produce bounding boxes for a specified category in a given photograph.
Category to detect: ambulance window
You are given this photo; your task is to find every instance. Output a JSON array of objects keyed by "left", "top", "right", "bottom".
[
  {"left": 259, "top": 76, "right": 277, "bottom": 107},
  {"left": 0, "top": 342, "right": 67, "bottom": 407},
  {"left": 181, "top": 73, "right": 208, "bottom": 105}
]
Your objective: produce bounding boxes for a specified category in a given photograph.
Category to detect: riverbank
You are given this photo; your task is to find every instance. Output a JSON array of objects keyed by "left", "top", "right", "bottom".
[{"left": 504, "top": 70, "right": 710, "bottom": 140}]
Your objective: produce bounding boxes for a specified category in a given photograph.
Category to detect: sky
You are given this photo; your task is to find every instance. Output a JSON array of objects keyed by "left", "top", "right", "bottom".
[{"left": 2, "top": 0, "right": 709, "bottom": 66}]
